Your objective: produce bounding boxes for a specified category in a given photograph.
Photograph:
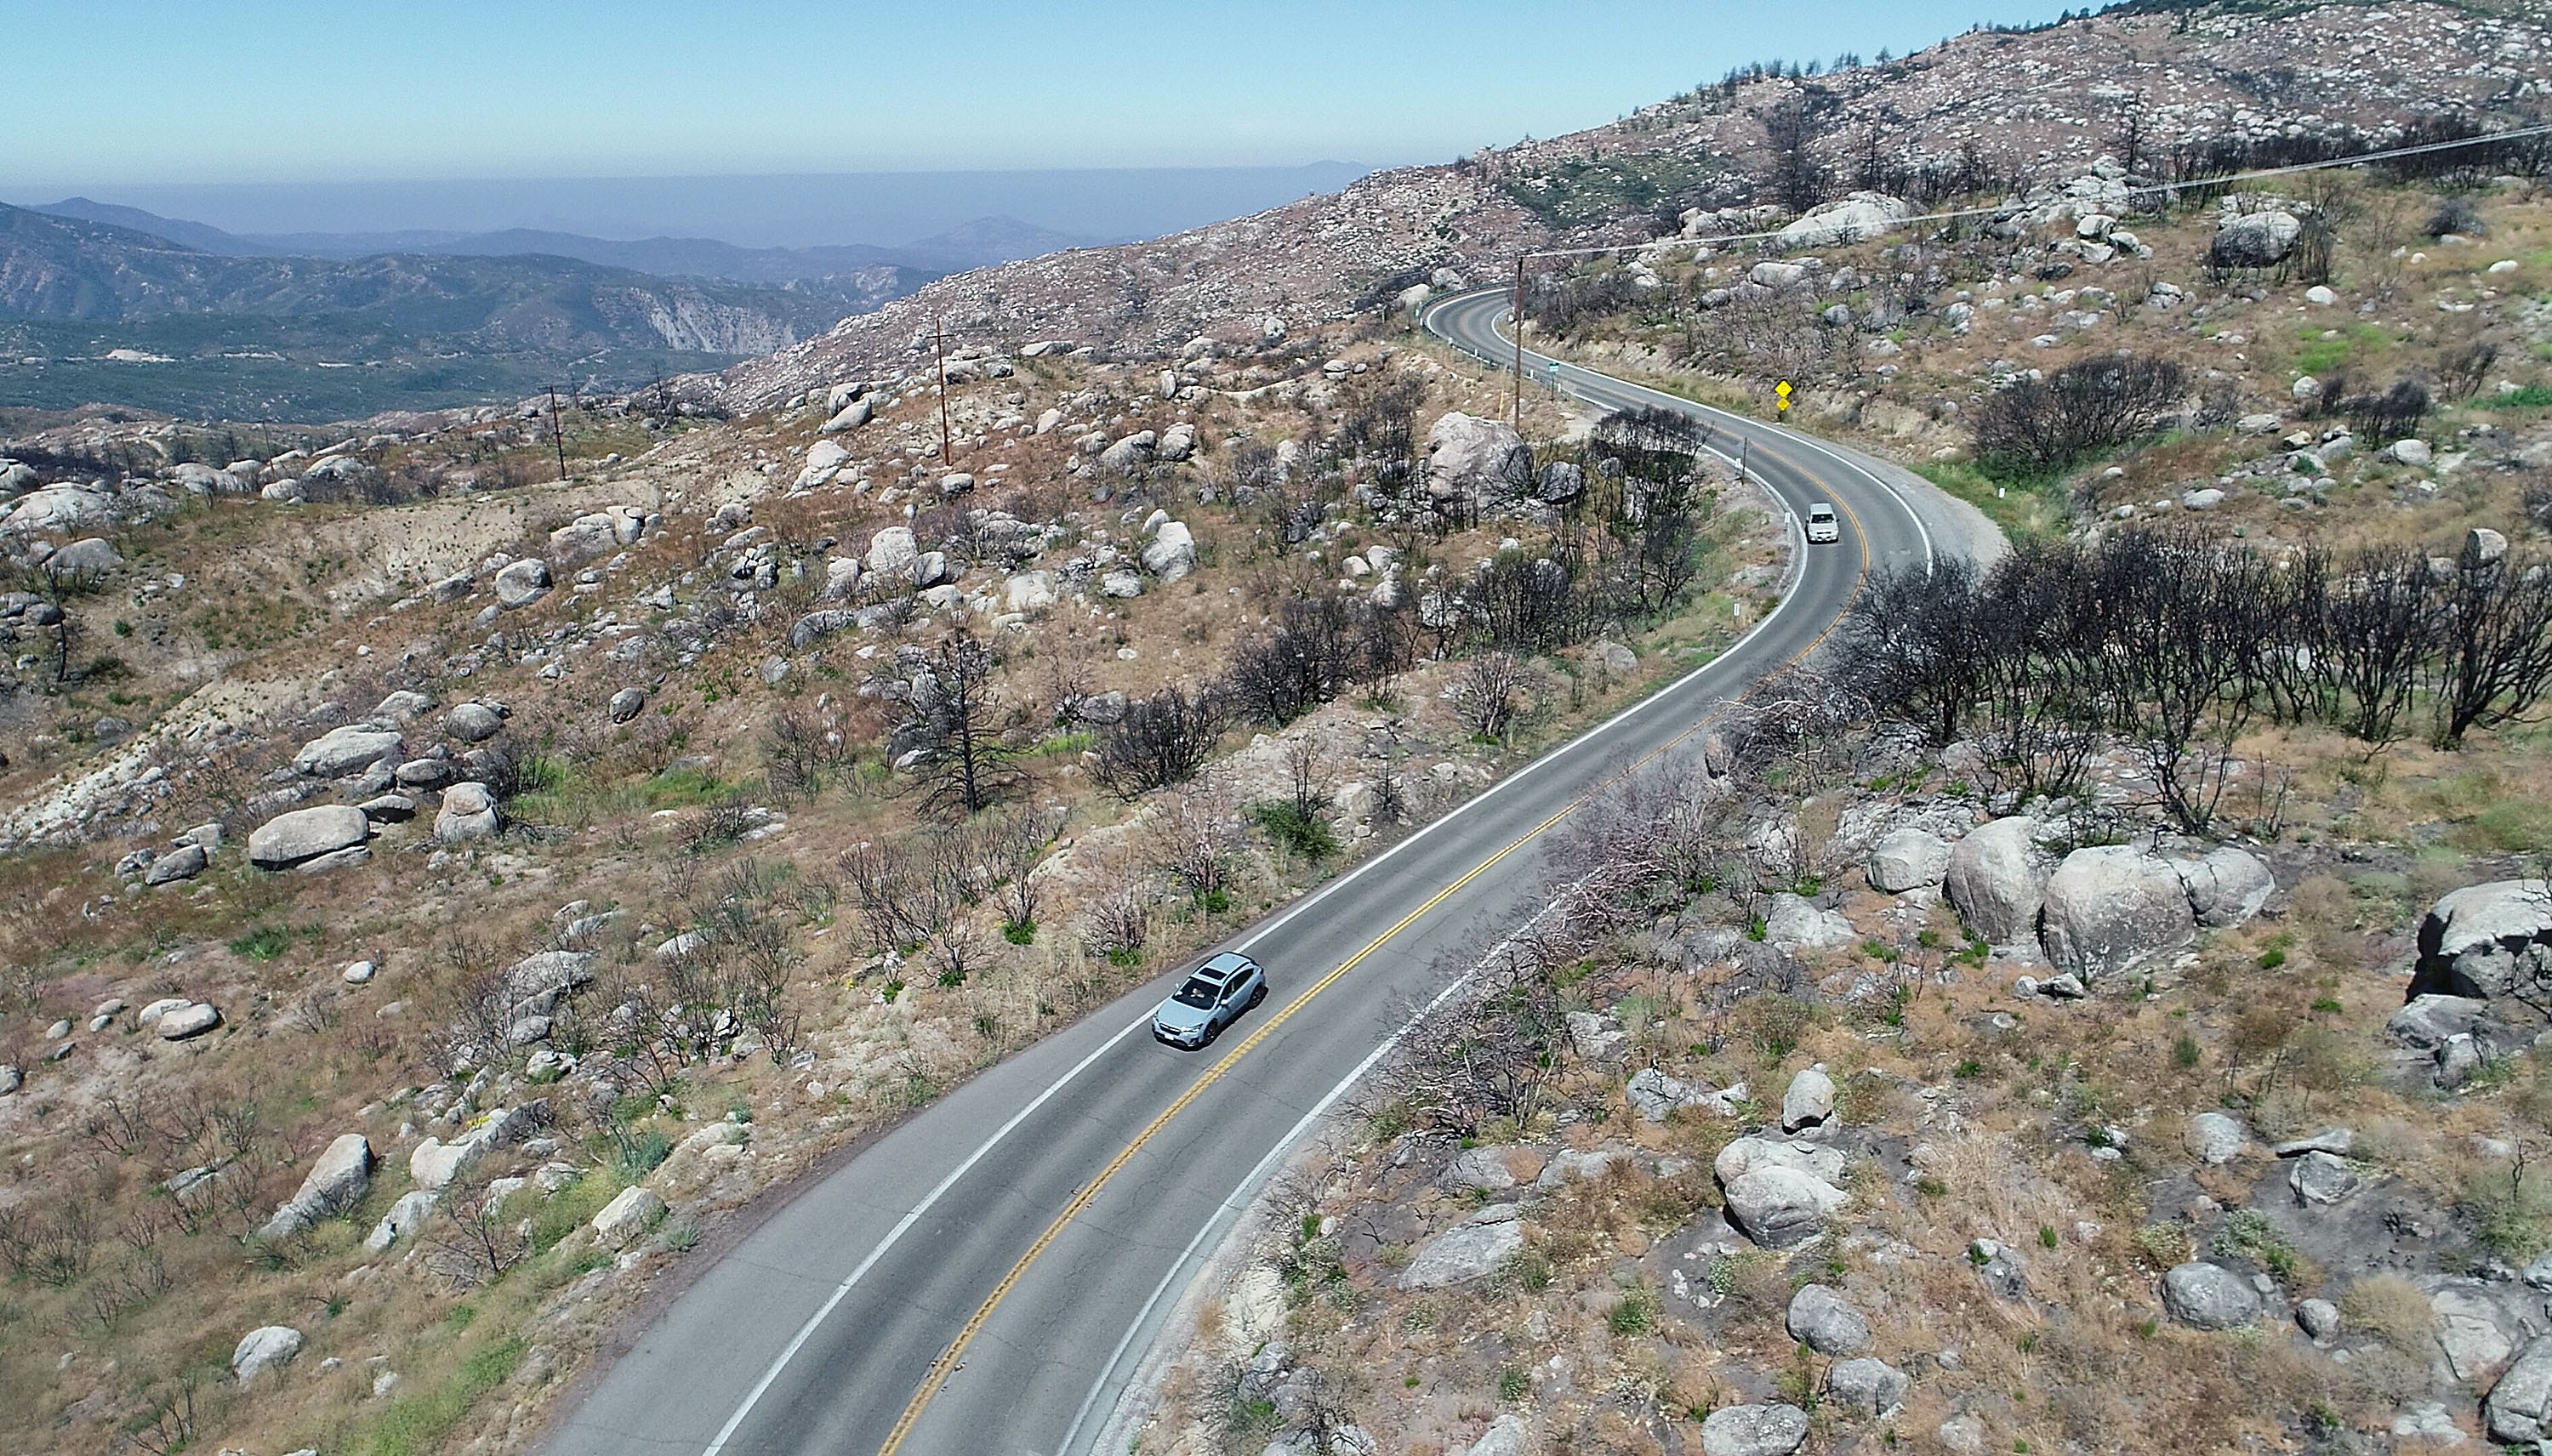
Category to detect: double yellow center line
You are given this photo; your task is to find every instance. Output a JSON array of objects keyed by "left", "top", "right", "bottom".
[{"left": 876, "top": 434, "right": 1877, "bottom": 1456}]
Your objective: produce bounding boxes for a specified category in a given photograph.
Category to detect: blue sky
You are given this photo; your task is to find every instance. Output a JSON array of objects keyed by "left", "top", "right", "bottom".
[{"left": 6, "top": 0, "right": 2074, "bottom": 189}]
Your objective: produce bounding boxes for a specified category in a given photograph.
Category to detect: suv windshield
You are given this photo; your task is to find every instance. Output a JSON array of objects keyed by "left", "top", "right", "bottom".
[
  {"left": 1171, "top": 977, "right": 1222, "bottom": 1009},
  {"left": 1809, "top": 506, "right": 1834, "bottom": 520}
]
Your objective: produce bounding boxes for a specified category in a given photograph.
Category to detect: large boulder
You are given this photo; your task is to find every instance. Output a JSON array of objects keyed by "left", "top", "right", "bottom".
[
  {"left": 1776, "top": 192, "right": 1908, "bottom": 248},
  {"left": 2185, "top": 1112, "right": 2248, "bottom": 1164},
  {"left": 2039, "top": 845, "right": 2195, "bottom": 980},
  {"left": 1786, "top": 1284, "right": 1871, "bottom": 1355},
  {"left": 293, "top": 725, "right": 403, "bottom": 777},
  {"left": 1714, "top": 1135, "right": 1848, "bottom": 1186},
  {"left": 1140, "top": 521, "right": 1197, "bottom": 582},
  {"left": 2211, "top": 210, "right": 2303, "bottom": 267},
  {"left": 1722, "top": 1167, "right": 1846, "bottom": 1247},
  {"left": 366, "top": 1188, "right": 439, "bottom": 1251},
  {"left": 866, "top": 526, "right": 920, "bottom": 578},
  {"left": 1423, "top": 412, "right": 1532, "bottom": 507},
  {"left": 1763, "top": 895, "right": 1853, "bottom": 951},
  {"left": 1868, "top": 828, "right": 1951, "bottom": 893},
  {"left": 2413, "top": 880, "right": 2552, "bottom": 1000},
  {"left": 259, "top": 1134, "right": 374, "bottom": 1241},
  {"left": 1826, "top": 1356, "right": 1909, "bottom": 1416},
  {"left": 1699, "top": 1402, "right": 1809, "bottom": 1456},
  {"left": 1399, "top": 1218, "right": 1524, "bottom": 1288},
  {"left": 2488, "top": 1335, "right": 2552, "bottom": 1443},
  {"left": 248, "top": 805, "right": 370, "bottom": 869},
  {"left": 1780, "top": 1064, "right": 1837, "bottom": 1133},
  {"left": 232, "top": 1325, "right": 304, "bottom": 1384},
  {"left": 157, "top": 1003, "right": 222, "bottom": 1040},
  {"left": 548, "top": 513, "right": 620, "bottom": 564},
  {"left": 1460, "top": 1414, "right": 1529, "bottom": 1456},
  {"left": 493, "top": 557, "right": 551, "bottom": 609},
  {"left": 592, "top": 1186, "right": 667, "bottom": 1244},
  {"left": 434, "top": 782, "right": 498, "bottom": 843},
  {"left": 1944, "top": 816, "right": 2048, "bottom": 942},
  {"left": 2161, "top": 1261, "right": 2260, "bottom": 1330},
  {"left": 145, "top": 843, "right": 209, "bottom": 885},
  {"left": 2173, "top": 845, "right": 2276, "bottom": 928},
  {"left": 444, "top": 702, "right": 503, "bottom": 742},
  {"left": 820, "top": 396, "right": 873, "bottom": 433}
]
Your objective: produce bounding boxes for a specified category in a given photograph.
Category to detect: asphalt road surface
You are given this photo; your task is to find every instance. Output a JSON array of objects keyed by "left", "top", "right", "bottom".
[{"left": 540, "top": 291, "right": 1996, "bottom": 1456}]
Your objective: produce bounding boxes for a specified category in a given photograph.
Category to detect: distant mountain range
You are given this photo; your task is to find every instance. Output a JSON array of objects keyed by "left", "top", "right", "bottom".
[
  {"left": 0, "top": 202, "right": 933, "bottom": 419},
  {"left": 27, "top": 197, "right": 1099, "bottom": 277}
]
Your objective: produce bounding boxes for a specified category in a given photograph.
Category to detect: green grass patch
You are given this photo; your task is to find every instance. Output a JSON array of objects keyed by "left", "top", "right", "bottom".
[
  {"left": 2290, "top": 321, "right": 2390, "bottom": 377},
  {"left": 2484, "top": 384, "right": 2552, "bottom": 409},
  {"left": 227, "top": 924, "right": 292, "bottom": 961},
  {"left": 355, "top": 1336, "right": 525, "bottom": 1456},
  {"left": 1913, "top": 459, "right": 2069, "bottom": 539},
  {"left": 641, "top": 765, "right": 730, "bottom": 809}
]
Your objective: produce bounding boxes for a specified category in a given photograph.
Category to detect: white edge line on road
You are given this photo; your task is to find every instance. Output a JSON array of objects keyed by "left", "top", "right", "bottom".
[
  {"left": 698, "top": 1015, "right": 1150, "bottom": 1456},
  {"left": 692, "top": 308, "right": 1830, "bottom": 1456},
  {"left": 1056, "top": 882, "right": 1590, "bottom": 1456}
]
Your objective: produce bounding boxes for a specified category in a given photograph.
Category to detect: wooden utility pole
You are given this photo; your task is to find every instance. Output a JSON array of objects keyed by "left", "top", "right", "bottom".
[
  {"left": 547, "top": 387, "right": 567, "bottom": 481},
  {"left": 1510, "top": 258, "right": 1525, "bottom": 429},
  {"left": 934, "top": 315, "right": 956, "bottom": 466}
]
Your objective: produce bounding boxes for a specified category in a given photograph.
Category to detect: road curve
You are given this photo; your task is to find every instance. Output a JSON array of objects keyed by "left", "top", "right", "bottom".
[{"left": 539, "top": 295, "right": 1994, "bottom": 1456}]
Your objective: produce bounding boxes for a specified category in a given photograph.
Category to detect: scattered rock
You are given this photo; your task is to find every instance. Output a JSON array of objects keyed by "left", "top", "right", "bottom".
[
  {"left": 1423, "top": 412, "right": 1533, "bottom": 507},
  {"left": 2488, "top": 1335, "right": 2552, "bottom": 1443},
  {"left": 259, "top": 1134, "right": 374, "bottom": 1241},
  {"left": 293, "top": 725, "right": 403, "bottom": 777},
  {"left": 157, "top": 1004, "right": 222, "bottom": 1040},
  {"left": 2290, "top": 1150, "right": 2361, "bottom": 1205},
  {"left": 1786, "top": 1283, "right": 1872, "bottom": 1354},
  {"left": 233, "top": 1326, "right": 305, "bottom": 1384},
  {"left": 435, "top": 782, "right": 498, "bottom": 843},
  {"left": 2185, "top": 1112, "right": 2247, "bottom": 1164},
  {"left": 1722, "top": 1167, "right": 1847, "bottom": 1248},
  {"left": 2161, "top": 1261, "right": 2260, "bottom": 1329},
  {"left": 1826, "top": 1356, "right": 1909, "bottom": 1417},
  {"left": 145, "top": 843, "right": 209, "bottom": 885},
  {"left": 1868, "top": 828, "right": 1951, "bottom": 893},
  {"left": 1398, "top": 1219, "right": 1524, "bottom": 1288},
  {"left": 592, "top": 1186, "right": 667, "bottom": 1244},
  {"left": 1699, "top": 1402, "right": 1809, "bottom": 1456},
  {"left": 1944, "top": 816, "right": 2047, "bottom": 942},
  {"left": 609, "top": 688, "right": 647, "bottom": 723},
  {"left": 444, "top": 702, "right": 504, "bottom": 742},
  {"left": 2210, "top": 210, "right": 2302, "bottom": 267},
  {"left": 494, "top": 558, "right": 552, "bottom": 609},
  {"left": 2172, "top": 845, "right": 2275, "bottom": 928},
  {"left": 2412, "top": 880, "right": 2552, "bottom": 1000},
  {"left": 248, "top": 804, "right": 370, "bottom": 869},
  {"left": 366, "top": 1189, "right": 438, "bottom": 1251},
  {"left": 2040, "top": 845, "right": 2195, "bottom": 979},
  {"left": 2297, "top": 1298, "right": 2340, "bottom": 1344},
  {"left": 1780, "top": 1064, "right": 1837, "bottom": 1133}
]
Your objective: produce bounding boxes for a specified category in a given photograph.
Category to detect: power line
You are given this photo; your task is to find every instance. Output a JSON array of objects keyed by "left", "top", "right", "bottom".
[{"left": 1515, "top": 120, "right": 2552, "bottom": 264}]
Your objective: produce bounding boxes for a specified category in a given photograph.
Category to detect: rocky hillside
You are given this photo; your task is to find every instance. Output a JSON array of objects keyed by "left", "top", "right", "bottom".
[
  {"left": 712, "top": 0, "right": 2551, "bottom": 411},
  {"left": 0, "top": 285, "right": 1792, "bottom": 1455}
]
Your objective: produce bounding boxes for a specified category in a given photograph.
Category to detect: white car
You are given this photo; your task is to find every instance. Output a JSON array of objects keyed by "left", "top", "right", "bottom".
[
  {"left": 1804, "top": 503, "right": 1840, "bottom": 544},
  {"left": 1151, "top": 953, "right": 1267, "bottom": 1049}
]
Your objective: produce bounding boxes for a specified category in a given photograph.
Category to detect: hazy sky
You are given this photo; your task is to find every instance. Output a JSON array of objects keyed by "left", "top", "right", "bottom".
[{"left": 7, "top": 0, "right": 2073, "bottom": 189}]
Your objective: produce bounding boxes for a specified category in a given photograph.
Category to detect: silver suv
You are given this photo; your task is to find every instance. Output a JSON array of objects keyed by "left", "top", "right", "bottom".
[
  {"left": 1805, "top": 503, "right": 1840, "bottom": 544},
  {"left": 1152, "top": 952, "right": 1267, "bottom": 1049}
]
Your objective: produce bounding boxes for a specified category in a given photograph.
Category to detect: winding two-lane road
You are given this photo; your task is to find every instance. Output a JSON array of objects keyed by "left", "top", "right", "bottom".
[{"left": 540, "top": 292, "right": 1994, "bottom": 1456}]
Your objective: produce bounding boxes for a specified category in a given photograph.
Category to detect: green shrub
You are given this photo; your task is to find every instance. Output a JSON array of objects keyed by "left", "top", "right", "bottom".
[
  {"left": 1251, "top": 800, "right": 1338, "bottom": 861},
  {"left": 228, "top": 925, "right": 291, "bottom": 961}
]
